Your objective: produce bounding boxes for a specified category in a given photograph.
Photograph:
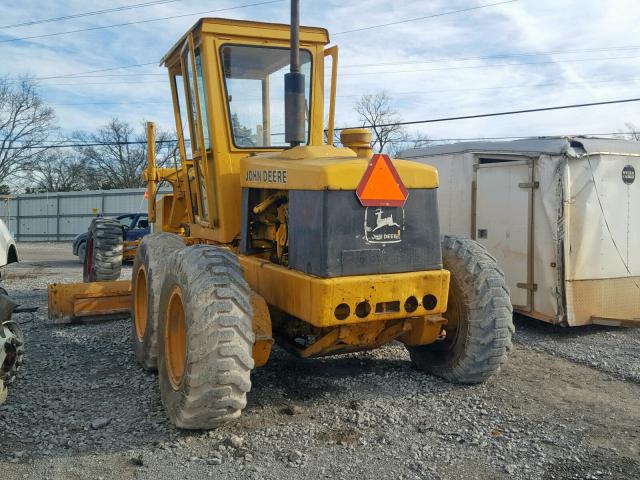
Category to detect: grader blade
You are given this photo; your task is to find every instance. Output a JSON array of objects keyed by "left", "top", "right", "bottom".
[{"left": 48, "top": 280, "right": 131, "bottom": 324}]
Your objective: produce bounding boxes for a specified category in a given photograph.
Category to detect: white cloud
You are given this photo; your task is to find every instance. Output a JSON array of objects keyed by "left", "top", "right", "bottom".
[{"left": 0, "top": 0, "right": 639, "bottom": 139}]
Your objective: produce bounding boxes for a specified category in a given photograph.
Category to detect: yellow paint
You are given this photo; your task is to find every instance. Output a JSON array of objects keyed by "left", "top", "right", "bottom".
[
  {"left": 239, "top": 255, "right": 450, "bottom": 328},
  {"left": 250, "top": 292, "right": 273, "bottom": 367},
  {"left": 123, "top": 240, "right": 139, "bottom": 261},
  {"left": 341, "top": 128, "right": 374, "bottom": 158},
  {"left": 165, "top": 285, "right": 187, "bottom": 390},
  {"left": 240, "top": 146, "right": 438, "bottom": 190},
  {"left": 398, "top": 316, "right": 446, "bottom": 346},
  {"left": 48, "top": 280, "right": 131, "bottom": 324}
]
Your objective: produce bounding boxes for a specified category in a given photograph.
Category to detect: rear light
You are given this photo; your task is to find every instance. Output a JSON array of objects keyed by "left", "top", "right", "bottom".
[
  {"left": 404, "top": 296, "right": 418, "bottom": 313},
  {"left": 355, "top": 301, "right": 371, "bottom": 318},
  {"left": 423, "top": 294, "right": 438, "bottom": 311},
  {"left": 334, "top": 303, "right": 350, "bottom": 320}
]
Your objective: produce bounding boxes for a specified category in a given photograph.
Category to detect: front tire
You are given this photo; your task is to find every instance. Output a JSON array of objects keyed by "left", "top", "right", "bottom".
[
  {"left": 131, "top": 233, "right": 185, "bottom": 371},
  {"left": 83, "top": 218, "right": 123, "bottom": 282},
  {"left": 408, "top": 236, "right": 513, "bottom": 384},
  {"left": 157, "top": 245, "right": 254, "bottom": 429}
]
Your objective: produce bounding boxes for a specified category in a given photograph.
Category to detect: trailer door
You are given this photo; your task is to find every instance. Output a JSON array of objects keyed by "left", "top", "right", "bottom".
[{"left": 474, "top": 160, "right": 533, "bottom": 310}]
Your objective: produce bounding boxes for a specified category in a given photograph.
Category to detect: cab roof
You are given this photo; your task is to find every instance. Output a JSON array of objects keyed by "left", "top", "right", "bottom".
[{"left": 160, "top": 17, "right": 330, "bottom": 67}]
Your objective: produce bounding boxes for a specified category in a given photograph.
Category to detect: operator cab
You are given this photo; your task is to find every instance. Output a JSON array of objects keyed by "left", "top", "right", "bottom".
[{"left": 160, "top": 19, "right": 334, "bottom": 243}]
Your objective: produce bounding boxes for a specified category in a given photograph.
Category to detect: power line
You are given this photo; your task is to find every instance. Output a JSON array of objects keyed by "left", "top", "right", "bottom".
[
  {"left": 40, "top": 80, "right": 168, "bottom": 87},
  {"left": 15, "top": 52, "right": 637, "bottom": 85},
  {"left": 2, "top": 140, "right": 178, "bottom": 150},
  {"left": 18, "top": 50, "right": 638, "bottom": 85},
  {"left": 336, "top": 45, "right": 640, "bottom": 68},
  {"left": 339, "top": 54, "right": 640, "bottom": 77},
  {"left": 35, "top": 62, "right": 159, "bottom": 81},
  {"left": 0, "top": 0, "right": 185, "bottom": 29},
  {"left": 334, "top": 97, "right": 640, "bottom": 131},
  {"left": 12, "top": 43, "right": 640, "bottom": 84},
  {"left": 400, "top": 132, "right": 637, "bottom": 144},
  {"left": 0, "top": 0, "right": 283, "bottom": 44},
  {"left": 51, "top": 100, "right": 171, "bottom": 106},
  {"left": 333, "top": 0, "right": 518, "bottom": 35},
  {"left": 4, "top": 132, "right": 638, "bottom": 151},
  {"left": 337, "top": 76, "right": 640, "bottom": 98},
  {"left": 45, "top": 77, "right": 640, "bottom": 106}
]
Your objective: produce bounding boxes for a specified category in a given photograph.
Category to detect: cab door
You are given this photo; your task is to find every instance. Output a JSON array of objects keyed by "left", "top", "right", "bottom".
[{"left": 179, "top": 37, "right": 216, "bottom": 227}]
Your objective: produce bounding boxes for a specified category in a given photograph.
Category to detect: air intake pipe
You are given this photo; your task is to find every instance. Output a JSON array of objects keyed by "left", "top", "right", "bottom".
[{"left": 285, "top": 0, "right": 305, "bottom": 147}]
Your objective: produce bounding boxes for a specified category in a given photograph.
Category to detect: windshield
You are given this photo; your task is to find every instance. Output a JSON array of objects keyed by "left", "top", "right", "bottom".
[
  {"left": 117, "top": 215, "right": 134, "bottom": 228},
  {"left": 220, "top": 45, "right": 312, "bottom": 148}
]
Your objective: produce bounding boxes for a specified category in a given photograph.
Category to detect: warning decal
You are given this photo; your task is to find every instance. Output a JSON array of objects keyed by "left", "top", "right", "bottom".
[{"left": 356, "top": 154, "right": 409, "bottom": 207}]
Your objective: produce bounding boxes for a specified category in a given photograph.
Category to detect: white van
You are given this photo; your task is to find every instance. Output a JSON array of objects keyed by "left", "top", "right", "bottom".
[{"left": 0, "top": 218, "right": 18, "bottom": 273}]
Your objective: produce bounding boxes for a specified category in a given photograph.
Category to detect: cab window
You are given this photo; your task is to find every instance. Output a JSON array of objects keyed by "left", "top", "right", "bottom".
[{"left": 220, "top": 45, "right": 312, "bottom": 148}]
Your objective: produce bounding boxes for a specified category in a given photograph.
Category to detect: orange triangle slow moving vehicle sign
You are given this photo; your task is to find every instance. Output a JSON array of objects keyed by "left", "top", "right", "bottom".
[{"left": 356, "top": 154, "right": 409, "bottom": 207}]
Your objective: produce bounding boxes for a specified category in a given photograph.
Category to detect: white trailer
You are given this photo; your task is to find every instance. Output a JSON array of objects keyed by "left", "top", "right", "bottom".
[{"left": 400, "top": 137, "right": 640, "bottom": 327}]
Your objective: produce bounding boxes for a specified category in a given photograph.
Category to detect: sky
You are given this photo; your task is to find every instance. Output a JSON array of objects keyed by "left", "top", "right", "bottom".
[{"left": 1, "top": 0, "right": 640, "bottom": 142}]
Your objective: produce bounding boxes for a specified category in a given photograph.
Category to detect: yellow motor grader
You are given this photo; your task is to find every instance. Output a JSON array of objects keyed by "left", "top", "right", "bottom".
[{"left": 48, "top": 2, "right": 513, "bottom": 429}]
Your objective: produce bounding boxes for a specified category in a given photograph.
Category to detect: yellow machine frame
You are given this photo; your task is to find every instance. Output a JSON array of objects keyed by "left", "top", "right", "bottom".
[{"left": 49, "top": 17, "right": 451, "bottom": 361}]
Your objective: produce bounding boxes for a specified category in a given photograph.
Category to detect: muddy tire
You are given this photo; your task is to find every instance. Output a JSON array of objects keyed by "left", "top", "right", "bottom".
[
  {"left": 157, "top": 245, "right": 254, "bottom": 429},
  {"left": 131, "top": 233, "right": 185, "bottom": 371},
  {"left": 83, "top": 217, "right": 123, "bottom": 282},
  {"left": 408, "top": 235, "right": 513, "bottom": 384},
  {"left": 0, "top": 320, "right": 25, "bottom": 407}
]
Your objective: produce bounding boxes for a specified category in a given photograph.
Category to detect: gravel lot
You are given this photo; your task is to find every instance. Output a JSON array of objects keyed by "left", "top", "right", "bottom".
[{"left": 1, "top": 242, "right": 639, "bottom": 480}]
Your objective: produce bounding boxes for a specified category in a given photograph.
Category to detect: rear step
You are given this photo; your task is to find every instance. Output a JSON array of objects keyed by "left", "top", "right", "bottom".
[{"left": 48, "top": 280, "right": 131, "bottom": 324}]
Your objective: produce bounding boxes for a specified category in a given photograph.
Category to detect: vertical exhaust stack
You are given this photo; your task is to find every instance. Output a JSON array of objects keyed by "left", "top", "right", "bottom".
[{"left": 285, "top": 0, "right": 305, "bottom": 147}]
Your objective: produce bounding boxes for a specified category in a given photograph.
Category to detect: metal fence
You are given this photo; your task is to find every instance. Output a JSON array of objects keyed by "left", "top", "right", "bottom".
[{"left": 0, "top": 188, "right": 169, "bottom": 242}]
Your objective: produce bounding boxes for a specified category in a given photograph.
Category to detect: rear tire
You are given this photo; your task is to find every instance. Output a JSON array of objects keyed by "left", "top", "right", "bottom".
[
  {"left": 83, "top": 218, "right": 123, "bottom": 282},
  {"left": 408, "top": 235, "right": 514, "bottom": 384},
  {"left": 157, "top": 245, "right": 254, "bottom": 429},
  {"left": 131, "top": 233, "right": 185, "bottom": 371}
]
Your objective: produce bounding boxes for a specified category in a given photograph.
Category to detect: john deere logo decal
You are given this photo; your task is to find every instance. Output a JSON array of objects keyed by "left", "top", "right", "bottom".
[
  {"left": 622, "top": 165, "right": 635, "bottom": 185},
  {"left": 364, "top": 207, "right": 404, "bottom": 244}
]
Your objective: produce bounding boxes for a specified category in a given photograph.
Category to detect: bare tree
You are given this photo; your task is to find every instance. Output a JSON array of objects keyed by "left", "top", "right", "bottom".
[
  {"left": 618, "top": 122, "right": 640, "bottom": 141},
  {"left": 354, "top": 91, "right": 406, "bottom": 153},
  {"left": 0, "top": 77, "right": 57, "bottom": 181},
  {"left": 388, "top": 131, "right": 431, "bottom": 157},
  {"left": 75, "top": 118, "right": 178, "bottom": 190},
  {"left": 31, "top": 149, "right": 89, "bottom": 192}
]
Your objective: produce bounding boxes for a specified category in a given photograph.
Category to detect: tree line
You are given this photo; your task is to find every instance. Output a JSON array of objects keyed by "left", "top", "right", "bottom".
[
  {"left": 1, "top": 77, "right": 638, "bottom": 194},
  {"left": 0, "top": 77, "right": 177, "bottom": 194}
]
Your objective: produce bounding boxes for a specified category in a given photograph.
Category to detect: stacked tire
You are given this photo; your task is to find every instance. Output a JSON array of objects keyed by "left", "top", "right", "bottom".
[{"left": 83, "top": 217, "right": 124, "bottom": 282}]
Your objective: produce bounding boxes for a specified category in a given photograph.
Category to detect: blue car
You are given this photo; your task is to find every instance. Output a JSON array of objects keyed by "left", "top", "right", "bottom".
[{"left": 72, "top": 213, "right": 149, "bottom": 263}]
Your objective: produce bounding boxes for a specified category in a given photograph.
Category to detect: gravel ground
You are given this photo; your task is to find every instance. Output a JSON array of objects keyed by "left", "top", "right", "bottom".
[{"left": 0, "top": 242, "right": 639, "bottom": 480}]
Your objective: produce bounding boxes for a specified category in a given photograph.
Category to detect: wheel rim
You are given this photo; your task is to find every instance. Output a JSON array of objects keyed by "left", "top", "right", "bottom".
[
  {"left": 133, "top": 266, "right": 148, "bottom": 341},
  {"left": 165, "top": 286, "right": 186, "bottom": 390},
  {"left": 79, "top": 243, "right": 86, "bottom": 262}
]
